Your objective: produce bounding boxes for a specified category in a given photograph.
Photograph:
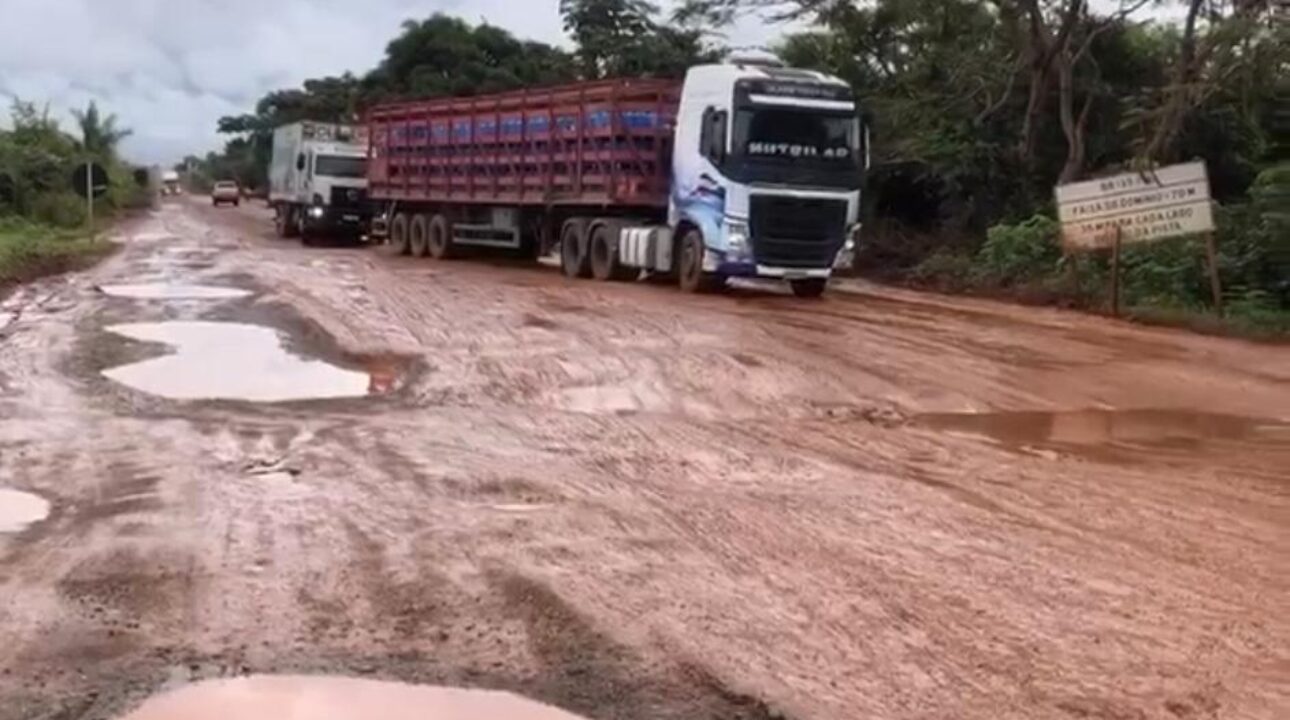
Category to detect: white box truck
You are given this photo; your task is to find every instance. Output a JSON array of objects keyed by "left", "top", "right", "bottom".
[{"left": 269, "top": 121, "right": 370, "bottom": 243}]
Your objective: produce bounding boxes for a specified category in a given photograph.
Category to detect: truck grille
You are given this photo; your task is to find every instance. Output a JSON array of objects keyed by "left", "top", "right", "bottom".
[
  {"left": 749, "top": 195, "right": 847, "bottom": 268},
  {"left": 330, "top": 186, "right": 368, "bottom": 210}
]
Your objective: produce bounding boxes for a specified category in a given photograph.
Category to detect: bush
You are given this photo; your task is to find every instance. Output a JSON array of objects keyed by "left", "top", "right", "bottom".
[
  {"left": 974, "top": 214, "right": 1061, "bottom": 286},
  {"left": 0, "top": 215, "right": 109, "bottom": 286},
  {"left": 28, "top": 192, "right": 87, "bottom": 228},
  {"left": 910, "top": 249, "right": 975, "bottom": 289}
]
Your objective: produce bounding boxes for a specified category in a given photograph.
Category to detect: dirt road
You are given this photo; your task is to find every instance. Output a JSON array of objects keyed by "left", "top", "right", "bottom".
[{"left": 1, "top": 198, "right": 1286, "bottom": 720}]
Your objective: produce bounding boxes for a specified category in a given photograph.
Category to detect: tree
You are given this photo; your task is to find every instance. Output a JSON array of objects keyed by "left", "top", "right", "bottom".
[
  {"left": 562, "top": 0, "right": 718, "bottom": 79},
  {"left": 71, "top": 101, "right": 132, "bottom": 160}
]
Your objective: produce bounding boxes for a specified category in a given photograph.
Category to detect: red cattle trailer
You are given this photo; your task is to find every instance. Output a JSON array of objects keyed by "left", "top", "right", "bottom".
[{"left": 366, "top": 78, "right": 682, "bottom": 261}]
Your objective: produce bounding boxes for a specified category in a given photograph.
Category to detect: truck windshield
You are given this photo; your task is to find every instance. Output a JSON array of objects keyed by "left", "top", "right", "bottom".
[
  {"left": 315, "top": 155, "right": 367, "bottom": 178},
  {"left": 732, "top": 108, "right": 859, "bottom": 165}
]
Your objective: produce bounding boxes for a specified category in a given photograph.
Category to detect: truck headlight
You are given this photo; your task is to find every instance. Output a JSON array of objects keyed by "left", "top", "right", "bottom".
[
  {"left": 308, "top": 206, "right": 326, "bottom": 219},
  {"left": 725, "top": 220, "right": 750, "bottom": 258}
]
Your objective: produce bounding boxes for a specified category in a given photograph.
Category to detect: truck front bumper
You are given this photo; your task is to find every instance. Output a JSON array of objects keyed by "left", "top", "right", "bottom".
[{"left": 303, "top": 206, "right": 369, "bottom": 233}]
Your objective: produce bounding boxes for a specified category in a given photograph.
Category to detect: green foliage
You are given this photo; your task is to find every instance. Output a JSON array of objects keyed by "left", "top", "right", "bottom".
[
  {"left": 197, "top": 10, "right": 716, "bottom": 191},
  {"left": 0, "top": 216, "right": 109, "bottom": 287},
  {"left": 560, "top": 0, "right": 713, "bottom": 79},
  {"left": 29, "top": 192, "right": 87, "bottom": 228},
  {"left": 975, "top": 215, "right": 1062, "bottom": 286},
  {"left": 71, "top": 101, "right": 132, "bottom": 160}
]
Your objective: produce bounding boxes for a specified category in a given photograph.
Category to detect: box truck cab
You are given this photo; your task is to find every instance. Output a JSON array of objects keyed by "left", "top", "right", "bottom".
[
  {"left": 670, "top": 63, "right": 866, "bottom": 295},
  {"left": 270, "top": 122, "right": 370, "bottom": 243}
]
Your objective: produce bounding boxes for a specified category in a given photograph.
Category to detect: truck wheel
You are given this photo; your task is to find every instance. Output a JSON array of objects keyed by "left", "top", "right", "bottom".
[
  {"left": 560, "top": 218, "right": 590, "bottom": 279},
  {"left": 589, "top": 221, "right": 634, "bottom": 281},
  {"left": 427, "top": 214, "right": 456, "bottom": 259},
  {"left": 790, "top": 278, "right": 828, "bottom": 298},
  {"left": 389, "top": 213, "right": 410, "bottom": 255},
  {"left": 677, "top": 228, "right": 723, "bottom": 293},
  {"left": 274, "top": 206, "right": 292, "bottom": 238},
  {"left": 298, "top": 213, "right": 315, "bottom": 247},
  {"left": 409, "top": 214, "right": 430, "bottom": 257}
]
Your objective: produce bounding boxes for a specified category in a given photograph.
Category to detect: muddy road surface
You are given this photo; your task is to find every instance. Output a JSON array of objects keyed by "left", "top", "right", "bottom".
[{"left": 1, "top": 198, "right": 1287, "bottom": 720}]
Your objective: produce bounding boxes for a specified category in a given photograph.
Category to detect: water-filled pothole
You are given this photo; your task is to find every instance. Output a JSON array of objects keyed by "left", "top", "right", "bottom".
[
  {"left": 0, "top": 488, "right": 51, "bottom": 533},
  {"left": 916, "top": 408, "right": 1290, "bottom": 450},
  {"left": 101, "top": 321, "right": 384, "bottom": 402},
  {"left": 97, "top": 284, "right": 252, "bottom": 300},
  {"left": 117, "top": 675, "right": 589, "bottom": 720}
]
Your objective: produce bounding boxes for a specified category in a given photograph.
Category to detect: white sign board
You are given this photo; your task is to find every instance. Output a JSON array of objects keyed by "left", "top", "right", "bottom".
[{"left": 1055, "top": 161, "right": 1214, "bottom": 249}]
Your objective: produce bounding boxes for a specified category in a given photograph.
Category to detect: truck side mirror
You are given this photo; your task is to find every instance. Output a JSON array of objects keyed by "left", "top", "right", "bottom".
[{"left": 296, "top": 153, "right": 305, "bottom": 171}]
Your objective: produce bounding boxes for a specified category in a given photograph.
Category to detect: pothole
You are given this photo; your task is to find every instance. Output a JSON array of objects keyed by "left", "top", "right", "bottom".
[
  {"left": 117, "top": 675, "right": 590, "bottom": 720},
  {"left": 97, "top": 284, "right": 252, "bottom": 300},
  {"left": 916, "top": 408, "right": 1290, "bottom": 451},
  {"left": 101, "top": 321, "right": 388, "bottom": 402},
  {"left": 0, "top": 488, "right": 51, "bottom": 533}
]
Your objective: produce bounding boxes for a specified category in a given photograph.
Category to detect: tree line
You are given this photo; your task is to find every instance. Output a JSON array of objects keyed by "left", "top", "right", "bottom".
[
  {"left": 1, "top": 99, "right": 146, "bottom": 228},
  {"left": 192, "top": 0, "right": 1286, "bottom": 330}
]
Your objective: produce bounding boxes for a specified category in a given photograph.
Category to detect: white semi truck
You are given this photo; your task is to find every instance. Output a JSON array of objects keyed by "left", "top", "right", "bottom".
[
  {"left": 269, "top": 122, "right": 370, "bottom": 243},
  {"left": 366, "top": 60, "right": 868, "bottom": 296}
]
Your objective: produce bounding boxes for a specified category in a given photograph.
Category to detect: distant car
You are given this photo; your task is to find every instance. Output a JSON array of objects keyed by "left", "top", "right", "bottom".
[{"left": 212, "top": 181, "right": 240, "bottom": 207}]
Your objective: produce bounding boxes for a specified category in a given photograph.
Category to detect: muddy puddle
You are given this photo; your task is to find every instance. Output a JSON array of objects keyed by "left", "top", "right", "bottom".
[
  {"left": 0, "top": 488, "right": 51, "bottom": 533},
  {"left": 101, "top": 321, "right": 380, "bottom": 402},
  {"left": 97, "top": 283, "right": 252, "bottom": 300},
  {"left": 917, "top": 408, "right": 1290, "bottom": 452},
  {"left": 118, "top": 675, "right": 589, "bottom": 720}
]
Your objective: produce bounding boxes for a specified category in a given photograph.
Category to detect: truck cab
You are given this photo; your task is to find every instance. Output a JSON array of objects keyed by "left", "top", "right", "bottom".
[
  {"left": 670, "top": 63, "right": 866, "bottom": 296},
  {"left": 270, "top": 122, "right": 371, "bottom": 243}
]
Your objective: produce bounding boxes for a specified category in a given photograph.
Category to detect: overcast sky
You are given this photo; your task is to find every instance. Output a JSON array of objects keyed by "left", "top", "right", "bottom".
[{"left": 0, "top": 0, "right": 1177, "bottom": 166}]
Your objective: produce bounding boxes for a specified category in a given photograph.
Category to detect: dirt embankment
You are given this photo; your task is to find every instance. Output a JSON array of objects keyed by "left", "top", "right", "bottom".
[{"left": 0, "top": 198, "right": 1286, "bottom": 720}]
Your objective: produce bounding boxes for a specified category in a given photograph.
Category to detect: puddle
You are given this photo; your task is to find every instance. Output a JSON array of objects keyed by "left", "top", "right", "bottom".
[
  {"left": 0, "top": 488, "right": 51, "bottom": 533},
  {"left": 101, "top": 321, "right": 378, "bottom": 402},
  {"left": 489, "top": 503, "right": 555, "bottom": 513},
  {"left": 118, "top": 675, "right": 589, "bottom": 720},
  {"left": 97, "top": 284, "right": 252, "bottom": 300},
  {"left": 917, "top": 409, "right": 1290, "bottom": 451}
]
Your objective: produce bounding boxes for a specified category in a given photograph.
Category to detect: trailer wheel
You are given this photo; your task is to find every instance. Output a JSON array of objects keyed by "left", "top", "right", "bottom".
[
  {"left": 427, "top": 214, "right": 456, "bottom": 259},
  {"left": 677, "top": 228, "right": 723, "bottom": 293},
  {"left": 560, "top": 218, "right": 590, "bottom": 279},
  {"left": 589, "top": 221, "right": 633, "bottom": 281},
  {"left": 790, "top": 278, "right": 828, "bottom": 298},
  {"left": 274, "top": 205, "right": 298, "bottom": 238},
  {"left": 409, "top": 214, "right": 430, "bottom": 257},
  {"left": 390, "top": 213, "right": 410, "bottom": 255}
]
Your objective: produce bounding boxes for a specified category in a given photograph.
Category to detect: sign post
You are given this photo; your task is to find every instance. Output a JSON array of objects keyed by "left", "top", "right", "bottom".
[
  {"left": 1204, "top": 224, "right": 1224, "bottom": 317},
  {"left": 1055, "top": 161, "right": 1218, "bottom": 316},
  {"left": 71, "top": 161, "right": 109, "bottom": 241},
  {"left": 85, "top": 161, "right": 94, "bottom": 240},
  {"left": 1109, "top": 225, "right": 1122, "bottom": 317}
]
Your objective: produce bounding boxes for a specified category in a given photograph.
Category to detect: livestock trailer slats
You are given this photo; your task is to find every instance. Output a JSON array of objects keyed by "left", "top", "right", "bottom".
[{"left": 367, "top": 78, "right": 681, "bottom": 208}]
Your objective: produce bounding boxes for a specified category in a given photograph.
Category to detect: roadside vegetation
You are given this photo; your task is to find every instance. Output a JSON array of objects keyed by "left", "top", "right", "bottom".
[
  {"left": 190, "top": 0, "right": 1286, "bottom": 335},
  {"left": 0, "top": 100, "right": 146, "bottom": 291}
]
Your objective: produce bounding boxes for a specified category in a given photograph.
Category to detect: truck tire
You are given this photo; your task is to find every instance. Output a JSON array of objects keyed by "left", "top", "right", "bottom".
[
  {"left": 560, "top": 218, "right": 590, "bottom": 279},
  {"left": 677, "top": 228, "right": 723, "bottom": 293},
  {"left": 589, "top": 221, "right": 634, "bottom": 282},
  {"left": 790, "top": 278, "right": 828, "bottom": 298},
  {"left": 427, "top": 214, "right": 456, "bottom": 259},
  {"left": 409, "top": 214, "right": 430, "bottom": 257},
  {"left": 298, "top": 212, "right": 315, "bottom": 247},
  {"left": 390, "top": 213, "right": 410, "bottom": 255},
  {"left": 275, "top": 206, "right": 297, "bottom": 238}
]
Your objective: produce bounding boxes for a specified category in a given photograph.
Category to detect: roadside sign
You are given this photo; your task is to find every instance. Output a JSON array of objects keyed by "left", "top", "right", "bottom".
[
  {"left": 72, "top": 162, "right": 110, "bottom": 200},
  {"left": 1056, "top": 161, "right": 1214, "bottom": 249}
]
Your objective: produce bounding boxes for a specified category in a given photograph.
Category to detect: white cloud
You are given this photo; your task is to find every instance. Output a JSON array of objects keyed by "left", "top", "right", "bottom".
[{"left": 0, "top": 0, "right": 561, "bottom": 164}]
